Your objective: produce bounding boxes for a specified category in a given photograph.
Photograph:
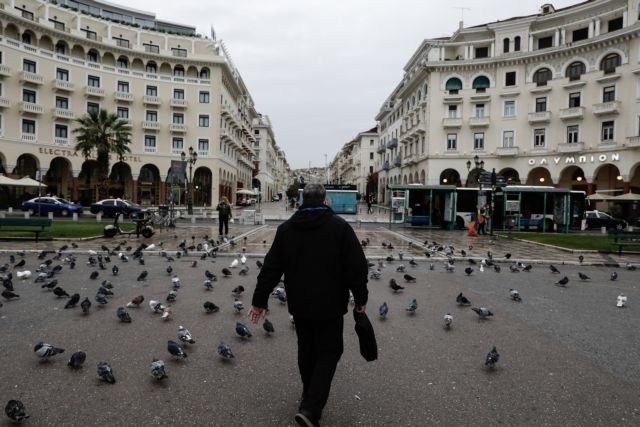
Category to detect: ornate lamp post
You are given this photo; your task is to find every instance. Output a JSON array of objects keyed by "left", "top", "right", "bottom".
[{"left": 181, "top": 147, "right": 198, "bottom": 215}]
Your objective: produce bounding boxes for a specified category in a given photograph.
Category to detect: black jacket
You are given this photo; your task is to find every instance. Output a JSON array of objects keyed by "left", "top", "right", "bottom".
[{"left": 252, "top": 204, "right": 369, "bottom": 318}]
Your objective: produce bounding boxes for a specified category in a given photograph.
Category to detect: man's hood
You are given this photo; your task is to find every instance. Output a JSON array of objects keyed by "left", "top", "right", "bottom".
[{"left": 289, "top": 204, "right": 334, "bottom": 230}]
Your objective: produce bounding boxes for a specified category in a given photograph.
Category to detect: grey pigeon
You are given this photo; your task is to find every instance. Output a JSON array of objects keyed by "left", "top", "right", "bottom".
[
  {"left": 217, "top": 341, "right": 234, "bottom": 359},
  {"left": 239, "top": 265, "right": 249, "bottom": 276},
  {"left": 136, "top": 271, "right": 148, "bottom": 281},
  {"left": 233, "top": 299, "right": 244, "bottom": 313},
  {"left": 34, "top": 342, "right": 65, "bottom": 359},
  {"left": 2, "top": 290, "right": 19, "bottom": 300},
  {"left": 389, "top": 279, "right": 404, "bottom": 292},
  {"left": 68, "top": 351, "right": 86, "bottom": 368},
  {"left": 235, "top": 322, "right": 252, "bottom": 339},
  {"left": 95, "top": 293, "right": 108, "bottom": 306},
  {"left": 81, "top": 297, "right": 91, "bottom": 314},
  {"left": 379, "top": 302, "right": 388, "bottom": 319},
  {"left": 555, "top": 276, "right": 569, "bottom": 287},
  {"left": 150, "top": 359, "right": 168, "bottom": 381},
  {"left": 611, "top": 272, "right": 618, "bottom": 281},
  {"left": 231, "top": 285, "right": 245, "bottom": 297},
  {"left": 204, "top": 279, "right": 214, "bottom": 290},
  {"left": 443, "top": 313, "right": 453, "bottom": 328},
  {"left": 509, "top": 289, "right": 522, "bottom": 302},
  {"left": 456, "top": 292, "right": 471, "bottom": 306},
  {"left": 485, "top": 346, "right": 499, "bottom": 369},
  {"left": 167, "top": 340, "right": 187, "bottom": 359},
  {"left": 64, "top": 293, "right": 80, "bottom": 309},
  {"left": 464, "top": 267, "right": 473, "bottom": 276},
  {"left": 178, "top": 326, "right": 195, "bottom": 344},
  {"left": 405, "top": 298, "right": 417, "bottom": 314},
  {"left": 403, "top": 274, "right": 416, "bottom": 283},
  {"left": 5, "top": 400, "right": 29, "bottom": 422},
  {"left": 204, "top": 301, "right": 219, "bottom": 313},
  {"left": 112, "top": 265, "right": 119, "bottom": 276},
  {"left": 471, "top": 307, "right": 494, "bottom": 318},
  {"left": 263, "top": 318, "right": 275, "bottom": 335},
  {"left": 578, "top": 272, "right": 590, "bottom": 281},
  {"left": 97, "top": 361, "right": 115, "bottom": 384},
  {"left": 116, "top": 307, "right": 132, "bottom": 323}
]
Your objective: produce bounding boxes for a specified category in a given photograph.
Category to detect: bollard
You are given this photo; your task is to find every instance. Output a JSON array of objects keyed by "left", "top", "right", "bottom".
[
  {"left": 601, "top": 226, "right": 607, "bottom": 235},
  {"left": 118, "top": 214, "right": 123, "bottom": 223},
  {"left": 96, "top": 213, "right": 102, "bottom": 222},
  {"left": 191, "top": 216, "right": 196, "bottom": 224},
  {"left": 72, "top": 212, "right": 78, "bottom": 221},
  {"left": 48, "top": 212, "right": 54, "bottom": 220},
  {"left": 24, "top": 212, "right": 30, "bottom": 219},
  {"left": 8, "top": 207, "right": 13, "bottom": 214},
  {"left": 357, "top": 219, "right": 362, "bottom": 229},
  {"left": 0, "top": 212, "right": 4, "bottom": 218}
]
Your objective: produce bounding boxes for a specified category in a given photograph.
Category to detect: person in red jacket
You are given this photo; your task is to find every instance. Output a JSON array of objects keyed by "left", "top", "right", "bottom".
[{"left": 249, "top": 183, "right": 369, "bottom": 427}]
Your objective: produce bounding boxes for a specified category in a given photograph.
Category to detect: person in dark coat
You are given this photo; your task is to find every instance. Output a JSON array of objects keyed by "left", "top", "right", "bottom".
[
  {"left": 249, "top": 183, "right": 369, "bottom": 427},
  {"left": 216, "top": 196, "right": 232, "bottom": 237}
]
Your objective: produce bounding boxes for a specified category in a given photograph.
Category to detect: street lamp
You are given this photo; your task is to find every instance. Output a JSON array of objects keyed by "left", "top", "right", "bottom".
[{"left": 181, "top": 147, "right": 198, "bottom": 215}]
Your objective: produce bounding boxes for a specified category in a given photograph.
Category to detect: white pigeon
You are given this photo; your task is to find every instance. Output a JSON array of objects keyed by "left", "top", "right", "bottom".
[
  {"left": 16, "top": 270, "right": 32, "bottom": 279},
  {"left": 617, "top": 295, "right": 627, "bottom": 308},
  {"left": 233, "top": 299, "right": 244, "bottom": 313},
  {"left": 162, "top": 306, "right": 172, "bottom": 321},
  {"left": 145, "top": 244, "right": 156, "bottom": 251},
  {"left": 171, "top": 276, "right": 181, "bottom": 288},
  {"left": 149, "top": 300, "right": 165, "bottom": 313},
  {"left": 88, "top": 250, "right": 97, "bottom": 255},
  {"left": 178, "top": 326, "right": 195, "bottom": 344},
  {"left": 241, "top": 254, "right": 247, "bottom": 264},
  {"left": 443, "top": 313, "right": 453, "bottom": 328},
  {"left": 230, "top": 258, "right": 239, "bottom": 268},
  {"left": 479, "top": 264, "right": 485, "bottom": 272}
]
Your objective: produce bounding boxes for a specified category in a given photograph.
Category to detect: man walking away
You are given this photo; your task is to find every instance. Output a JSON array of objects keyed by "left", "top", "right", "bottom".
[
  {"left": 216, "top": 196, "right": 232, "bottom": 237},
  {"left": 477, "top": 209, "right": 487, "bottom": 236},
  {"left": 366, "top": 194, "right": 373, "bottom": 215},
  {"left": 249, "top": 183, "right": 369, "bottom": 427}
]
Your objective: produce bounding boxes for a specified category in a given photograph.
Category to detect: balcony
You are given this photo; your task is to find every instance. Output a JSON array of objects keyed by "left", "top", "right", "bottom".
[
  {"left": 54, "top": 137, "right": 69, "bottom": 146},
  {"left": 627, "top": 136, "right": 640, "bottom": 148},
  {"left": 169, "top": 123, "right": 187, "bottom": 133},
  {"left": 21, "top": 133, "right": 36, "bottom": 143},
  {"left": 496, "top": 146, "right": 519, "bottom": 156},
  {"left": 442, "top": 117, "right": 462, "bottom": 128},
  {"left": 52, "top": 108, "right": 75, "bottom": 120},
  {"left": 53, "top": 79, "right": 74, "bottom": 92},
  {"left": 19, "top": 102, "right": 43, "bottom": 115},
  {"left": 19, "top": 71, "right": 44, "bottom": 85},
  {"left": 170, "top": 98, "right": 188, "bottom": 108},
  {"left": 559, "top": 107, "right": 585, "bottom": 121},
  {"left": 443, "top": 94, "right": 463, "bottom": 104},
  {"left": 469, "top": 116, "right": 490, "bottom": 127},
  {"left": 558, "top": 142, "right": 584, "bottom": 153},
  {"left": 387, "top": 138, "right": 398, "bottom": 149},
  {"left": 85, "top": 86, "right": 105, "bottom": 97},
  {"left": 592, "top": 101, "right": 620, "bottom": 116},
  {"left": 0, "top": 64, "right": 11, "bottom": 77},
  {"left": 0, "top": 97, "right": 10, "bottom": 108},
  {"left": 376, "top": 144, "right": 386, "bottom": 154},
  {"left": 143, "top": 95, "right": 161, "bottom": 105},
  {"left": 527, "top": 111, "right": 551, "bottom": 124},
  {"left": 144, "top": 146, "right": 157, "bottom": 153},
  {"left": 382, "top": 161, "right": 390, "bottom": 171},
  {"left": 393, "top": 156, "right": 402, "bottom": 167},
  {"left": 114, "top": 91, "right": 133, "bottom": 102},
  {"left": 142, "top": 121, "right": 160, "bottom": 130}
]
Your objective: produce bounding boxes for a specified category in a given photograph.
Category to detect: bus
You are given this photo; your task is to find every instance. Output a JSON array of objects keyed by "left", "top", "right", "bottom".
[{"left": 298, "top": 184, "right": 358, "bottom": 214}]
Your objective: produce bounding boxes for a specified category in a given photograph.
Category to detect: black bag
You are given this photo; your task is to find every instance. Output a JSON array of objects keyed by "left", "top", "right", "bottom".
[{"left": 353, "top": 309, "right": 378, "bottom": 362}]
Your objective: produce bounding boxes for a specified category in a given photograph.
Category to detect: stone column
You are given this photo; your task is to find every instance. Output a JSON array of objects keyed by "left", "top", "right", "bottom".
[
  {"left": 72, "top": 177, "right": 79, "bottom": 202},
  {"left": 159, "top": 180, "right": 166, "bottom": 205},
  {"left": 131, "top": 174, "right": 138, "bottom": 204},
  {"left": 587, "top": 183, "right": 594, "bottom": 195},
  {"left": 624, "top": 182, "right": 630, "bottom": 194}
]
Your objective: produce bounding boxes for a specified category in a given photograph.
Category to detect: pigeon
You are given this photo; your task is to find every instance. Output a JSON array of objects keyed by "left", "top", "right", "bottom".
[
  {"left": 217, "top": 341, "right": 234, "bottom": 359},
  {"left": 166, "top": 265, "right": 173, "bottom": 275},
  {"left": 204, "top": 270, "right": 216, "bottom": 280},
  {"left": 389, "top": 279, "right": 404, "bottom": 292},
  {"left": 549, "top": 264, "right": 560, "bottom": 274},
  {"left": 95, "top": 293, "right": 108, "bottom": 306},
  {"left": 555, "top": 276, "right": 569, "bottom": 287},
  {"left": 256, "top": 260, "right": 263, "bottom": 269},
  {"left": 379, "top": 302, "right": 388, "bottom": 319},
  {"left": 230, "top": 259, "right": 239, "bottom": 268},
  {"left": 235, "top": 322, "right": 252, "bottom": 339},
  {"left": 616, "top": 295, "right": 627, "bottom": 308},
  {"left": 409, "top": 259, "right": 418, "bottom": 267},
  {"left": 263, "top": 318, "right": 275, "bottom": 335},
  {"left": 34, "top": 342, "right": 65, "bottom": 359},
  {"left": 578, "top": 272, "right": 590, "bottom": 281},
  {"left": 509, "top": 264, "right": 520, "bottom": 273},
  {"left": 578, "top": 255, "right": 584, "bottom": 264},
  {"left": 472, "top": 307, "right": 494, "bottom": 318},
  {"left": 522, "top": 264, "right": 532, "bottom": 272},
  {"left": 116, "top": 307, "right": 132, "bottom": 323},
  {"left": 13, "top": 259, "right": 26, "bottom": 268},
  {"left": 626, "top": 263, "right": 637, "bottom": 271},
  {"left": 444, "top": 262, "right": 455, "bottom": 273},
  {"left": 396, "top": 264, "right": 406, "bottom": 273},
  {"left": 386, "top": 256, "right": 394, "bottom": 262},
  {"left": 16, "top": 270, "right": 31, "bottom": 280},
  {"left": 167, "top": 340, "right": 187, "bottom": 359},
  {"left": 222, "top": 268, "right": 232, "bottom": 277},
  {"left": 126, "top": 295, "right": 144, "bottom": 308},
  {"left": 97, "top": 361, "right": 116, "bottom": 384},
  {"left": 509, "top": 289, "right": 522, "bottom": 302},
  {"left": 233, "top": 299, "right": 244, "bottom": 313},
  {"left": 369, "top": 269, "right": 382, "bottom": 280},
  {"left": 204, "top": 279, "right": 214, "bottom": 290},
  {"left": 137, "top": 271, "right": 148, "bottom": 281},
  {"left": 403, "top": 274, "right": 416, "bottom": 283},
  {"left": 150, "top": 359, "right": 168, "bottom": 381},
  {"left": 429, "top": 263, "right": 434, "bottom": 271},
  {"left": 231, "top": 285, "right": 245, "bottom": 297},
  {"left": 398, "top": 251, "right": 404, "bottom": 261},
  {"left": 111, "top": 265, "right": 119, "bottom": 276},
  {"left": 456, "top": 292, "right": 471, "bottom": 306},
  {"left": 485, "top": 346, "right": 499, "bottom": 369},
  {"left": 4, "top": 400, "right": 29, "bottom": 422},
  {"left": 191, "top": 260, "right": 198, "bottom": 268},
  {"left": 504, "top": 253, "right": 512, "bottom": 260},
  {"left": 161, "top": 306, "right": 172, "bottom": 321},
  {"left": 97, "top": 286, "right": 113, "bottom": 297},
  {"left": 149, "top": 300, "right": 165, "bottom": 313},
  {"left": 101, "top": 281, "right": 113, "bottom": 289},
  {"left": 443, "top": 313, "right": 453, "bottom": 328},
  {"left": 64, "top": 293, "right": 80, "bottom": 309},
  {"left": 610, "top": 272, "right": 618, "bottom": 281},
  {"left": 68, "top": 351, "right": 87, "bottom": 368},
  {"left": 464, "top": 267, "right": 473, "bottom": 276},
  {"left": 239, "top": 265, "right": 249, "bottom": 276},
  {"left": 171, "top": 277, "right": 181, "bottom": 289},
  {"left": 241, "top": 254, "right": 247, "bottom": 264},
  {"left": 2, "top": 290, "right": 19, "bottom": 300},
  {"left": 89, "top": 271, "right": 99, "bottom": 280},
  {"left": 81, "top": 297, "right": 91, "bottom": 314},
  {"left": 405, "top": 298, "right": 417, "bottom": 314},
  {"left": 178, "top": 326, "right": 195, "bottom": 344},
  {"left": 493, "top": 264, "right": 501, "bottom": 273},
  {"left": 203, "top": 301, "right": 219, "bottom": 313},
  {"left": 166, "top": 290, "right": 177, "bottom": 303}
]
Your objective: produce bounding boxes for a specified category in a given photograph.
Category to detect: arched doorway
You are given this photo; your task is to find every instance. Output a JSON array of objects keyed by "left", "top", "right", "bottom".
[
  {"left": 499, "top": 168, "right": 521, "bottom": 185},
  {"left": 630, "top": 162, "right": 640, "bottom": 193},
  {"left": 13, "top": 154, "right": 39, "bottom": 179},
  {"left": 109, "top": 162, "right": 133, "bottom": 199},
  {"left": 440, "top": 168, "right": 461, "bottom": 186},
  {"left": 193, "top": 167, "right": 212, "bottom": 206},
  {"left": 78, "top": 160, "right": 100, "bottom": 205},
  {"left": 526, "top": 167, "right": 552, "bottom": 186},
  {"left": 137, "top": 164, "right": 160, "bottom": 206},
  {"left": 45, "top": 157, "right": 73, "bottom": 199},
  {"left": 593, "top": 163, "right": 624, "bottom": 195},
  {"left": 558, "top": 166, "right": 587, "bottom": 191}
]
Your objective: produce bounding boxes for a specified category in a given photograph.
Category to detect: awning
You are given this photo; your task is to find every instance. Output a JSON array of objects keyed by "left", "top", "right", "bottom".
[
  {"left": 236, "top": 189, "right": 258, "bottom": 195},
  {"left": 586, "top": 193, "right": 614, "bottom": 201},
  {"left": 0, "top": 175, "right": 45, "bottom": 187},
  {"left": 445, "top": 77, "right": 463, "bottom": 91},
  {"left": 472, "top": 75, "right": 490, "bottom": 89},
  {"left": 613, "top": 192, "right": 640, "bottom": 201}
]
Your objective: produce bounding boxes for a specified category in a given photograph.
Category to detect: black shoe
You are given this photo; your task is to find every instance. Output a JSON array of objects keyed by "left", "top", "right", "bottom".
[{"left": 295, "top": 410, "right": 320, "bottom": 427}]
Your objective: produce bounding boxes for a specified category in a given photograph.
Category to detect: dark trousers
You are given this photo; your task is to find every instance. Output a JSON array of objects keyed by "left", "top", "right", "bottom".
[
  {"left": 219, "top": 216, "right": 229, "bottom": 236},
  {"left": 477, "top": 222, "right": 486, "bottom": 235},
  {"left": 294, "top": 316, "right": 344, "bottom": 419}
]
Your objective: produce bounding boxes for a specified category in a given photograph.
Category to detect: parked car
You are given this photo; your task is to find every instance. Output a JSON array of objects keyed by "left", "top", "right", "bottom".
[
  {"left": 90, "top": 199, "right": 144, "bottom": 217},
  {"left": 272, "top": 195, "right": 280, "bottom": 202},
  {"left": 21, "top": 196, "right": 83, "bottom": 217},
  {"left": 585, "top": 210, "right": 627, "bottom": 230}
]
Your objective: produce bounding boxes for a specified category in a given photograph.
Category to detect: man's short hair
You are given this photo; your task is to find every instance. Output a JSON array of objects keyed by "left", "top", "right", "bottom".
[{"left": 302, "top": 184, "right": 327, "bottom": 205}]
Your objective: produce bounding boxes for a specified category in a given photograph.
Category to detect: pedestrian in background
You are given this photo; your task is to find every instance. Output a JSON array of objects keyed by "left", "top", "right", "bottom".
[
  {"left": 249, "top": 183, "right": 369, "bottom": 427},
  {"left": 477, "top": 209, "right": 487, "bottom": 235},
  {"left": 366, "top": 194, "right": 373, "bottom": 214},
  {"left": 216, "top": 196, "right": 232, "bottom": 237}
]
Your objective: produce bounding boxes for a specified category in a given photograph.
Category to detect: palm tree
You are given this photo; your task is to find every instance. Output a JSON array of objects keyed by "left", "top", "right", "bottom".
[{"left": 74, "top": 109, "right": 131, "bottom": 201}]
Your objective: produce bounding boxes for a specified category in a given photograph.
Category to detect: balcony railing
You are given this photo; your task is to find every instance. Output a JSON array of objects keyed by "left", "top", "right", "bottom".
[
  {"left": 469, "top": 116, "right": 490, "bottom": 127},
  {"left": 382, "top": 161, "right": 390, "bottom": 171},
  {"left": 114, "top": 91, "right": 134, "bottom": 102},
  {"left": 559, "top": 107, "right": 585, "bottom": 121},
  {"left": 558, "top": 142, "right": 584, "bottom": 153},
  {"left": 627, "top": 136, "right": 640, "bottom": 147},
  {"left": 21, "top": 133, "right": 37, "bottom": 143},
  {"left": 169, "top": 123, "right": 187, "bottom": 133},
  {"left": 53, "top": 79, "right": 74, "bottom": 92},
  {"left": 376, "top": 144, "right": 386, "bottom": 154},
  {"left": 170, "top": 98, "right": 188, "bottom": 108},
  {"left": 0, "top": 64, "right": 11, "bottom": 77},
  {"left": 143, "top": 95, "right": 161, "bottom": 105},
  {"left": 19, "top": 101, "right": 43, "bottom": 114},
  {"left": 53, "top": 108, "right": 75, "bottom": 120},
  {"left": 393, "top": 156, "right": 402, "bottom": 167},
  {"left": 442, "top": 117, "right": 462, "bottom": 127},
  {"left": 496, "top": 146, "right": 519, "bottom": 156},
  {"left": 527, "top": 111, "right": 551, "bottom": 123},
  {"left": 144, "top": 146, "right": 157, "bottom": 153},
  {"left": 142, "top": 121, "right": 160, "bottom": 130},
  {"left": 0, "top": 97, "right": 10, "bottom": 108},
  {"left": 19, "top": 70, "right": 44, "bottom": 85},
  {"left": 54, "top": 137, "right": 69, "bottom": 146},
  {"left": 85, "top": 86, "right": 105, "bottom": 97},
  {"left": 387, "top": 138, "right": 398, "bottom": 149},
  {"left": 592, "top": 101, "right": 620, "bottom": 116}
]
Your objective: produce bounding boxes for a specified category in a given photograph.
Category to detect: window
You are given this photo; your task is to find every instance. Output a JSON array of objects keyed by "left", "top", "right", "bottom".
[
  {"left": 475, "top": 104, "right": 485, "bottom": 118},
  {"left": 572, "top": 27, "right": 589, "bottom": 42},
  {"left": 475, "top": 47, "right": 489, "bottom": 58},
  {"left": 503, "top": 38, "right": 510, "bottom": 53},
  {"left": 445, "top": 77, "right": 462, "bottom": 94},
  {"left": 22, "top": 119, "right": 36, "bottom": 134},
  {"left": 198, "top": 115, "right": 210, "bottom": 127},
  {"left": 538, "top": 36, "right": 553, "bottom": 49},
  {"left": 174, "top": 66, "right": 185, "bottom": 77},
  {"left": 198, "top": 138, "right": 209, "bottom": 153},
  {"left": 514, "top": 36, "right": 521, "bottom": 51},
  {"left": 87, "top": 102, "right": 100, "bottom": 115},
  {"left": 535, "top": 97, "right": 547, "bottom": 112},
  {"left": 534, "top": 129, "right": 546, "bottom": 147},
  {"left": 603, "top": 85, "right": 616, "bottom": 102},
  {"left": 446, "top": 134, "right": 457, "bottom": 151},
  {"left": 533, "top": 68, "right": 552, "bottom": 86},
  {"left": 608, "top": 17, "right": 623, "bottom": 32},
  {"left": 600, "top": 53, "right": 621, "bottom": 74},
  {"left": 172, "top": 137, "right": 183, "bottom": 154},
  {"left": 22, "top": 89, "right": 36, "bottom": 104},
  {"left": 602, "top": 121, "right": 615, "bottom": 141},
  {"left": 117, "top": 81, "right": 129, "bottom": 93},
  {"left": 171, "top": 48, "right": 187, "bottom": 58},
  {"left": 200, "top": 69, "right": 210, "bottom": 79},
  {"left": 82, "top": 29, "right": 97, "bottom": 40},
  {"left": 117, "top": 107, "right": 129, "bottom": 119},
  {"left": 448, "top": 105, "right": 458, "bottom": 118},
  {"left": 569, "top": 92, "right": 581, "bottom": 108},
  {"left": 505, "top": 71, "right": 516, "bottom": 86},
  {"left": 566, "top": 62, "right": 586, "bottom": 81},
  {"left": 87, "top": 50, "right": 98, "bottom": 62},
  {"left": 55, "top": 124, "right": 68, "bottom": 139},
  {"left": 173, "top": 89, "right": 185, "bottom": 99},
  {"left": 567, "top": 125, "right": 579, "bottom": 143},
  {"left": 87, "top": 75, "right": 100, "bottom": 87},
  {"left": 143, "top": 43, "right": 159, "bottom": 54},
  {"left": 144, "top": 135, "right": 156, "bottom": 152},
  {"left": 55, "top": 96, "right": 68, "bottom": 109},
  {"left": 56, "top": 68, "right": 69, "bottom": 81},
  {"left": 23, "top": 60, "right": 36, "bottom": 73},
  {"left": 113, "top": 38, "right": 130, "bottom": 49},
  {"left": 199, "top": 91, "right": 210, "bottom": 103},
  {"left": 146, "top": 62, "right": 157, "bottom": 74},
  {"left": 370, "top": 166, "right": 374, "bottom": 174},
  {"left": 55, "top": 42, "right": 66, "bottom": 55},
  {"left": 146, "top": 111, "right": 158, "bottom": 122},
  {"left": 22, "top": 33, "right": 32, "bottom": 45},
  {"left": 146, "top": 86, "right": 158, "bottom": 96},
  {"left": 474, "top": 132, "right": 485, "bottom": 150},
  {"left": 369, "top": 152, "right": 374, "bottom": 160},
  {"left": 502, "top": 130, "right": 515, "bottom": 147},
  {"left": 472, "top": 76, "right": 490, "bottom": 93},
  {"left": 172, "top": 113, "right": 184, "bottom": 124},
  {"left": 504, "top": 100, "right": 516, "bottom": 117}
]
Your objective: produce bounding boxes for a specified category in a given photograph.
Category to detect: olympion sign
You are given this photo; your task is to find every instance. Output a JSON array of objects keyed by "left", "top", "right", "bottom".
[{"left": 528, "top": 152, "right": 620, "bottom": 166}]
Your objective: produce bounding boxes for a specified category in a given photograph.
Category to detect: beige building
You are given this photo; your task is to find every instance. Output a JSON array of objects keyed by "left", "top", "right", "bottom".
[
  {"left": 374, "top": 0, "right": 640, "bottom": 205},
  {"left": 330, "top": 127, "right": 378, "bottom": 197},
  {"left": 252, "top": 114, "right": 289, "bottom": 201},
  {"left": 0, "top": 0, "right": 282, "bottom": 208}
]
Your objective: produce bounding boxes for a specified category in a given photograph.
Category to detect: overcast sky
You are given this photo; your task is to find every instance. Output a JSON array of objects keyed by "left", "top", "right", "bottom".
[{"left": 125, "top": 0, "right": 577, "bottom": 169}]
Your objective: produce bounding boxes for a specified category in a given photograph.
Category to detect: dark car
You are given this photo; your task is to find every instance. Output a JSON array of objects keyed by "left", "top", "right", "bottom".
[
  {"left": 585, "top": 210, "right": 627, "bottom": 230},
  {"left": 90, "top": 199, "right": 144, "bottom": 217},
  {"left": 21, "top": 196, "right": 83, "bottom": 217}
]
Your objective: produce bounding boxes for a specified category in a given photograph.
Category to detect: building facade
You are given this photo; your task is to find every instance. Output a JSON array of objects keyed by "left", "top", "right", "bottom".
[
  {"left": 252, "top": 114, "right": 289, "bottom": 201},
  {"left": 374, "top": 0, "right": 640, "bottom": 205},
  {"left": 0, "top": 0, "right": 282, "bottom": 208}
]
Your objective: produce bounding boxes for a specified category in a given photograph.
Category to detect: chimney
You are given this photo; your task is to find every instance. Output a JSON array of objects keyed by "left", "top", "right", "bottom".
[{"left": 459, "top": 21, "right": 464, "bottom": 31}]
